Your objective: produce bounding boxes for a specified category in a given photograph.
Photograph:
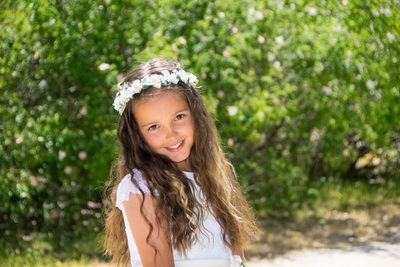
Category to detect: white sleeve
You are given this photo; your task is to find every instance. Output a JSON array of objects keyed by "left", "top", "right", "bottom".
[{"left": 115, "top": 169, "right": 158, "bottom": 210}]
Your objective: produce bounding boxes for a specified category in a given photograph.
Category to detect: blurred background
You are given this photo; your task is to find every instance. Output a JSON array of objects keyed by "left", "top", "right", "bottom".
[{"left": 1, "top": 0, "right": 399, "bottom": 266}]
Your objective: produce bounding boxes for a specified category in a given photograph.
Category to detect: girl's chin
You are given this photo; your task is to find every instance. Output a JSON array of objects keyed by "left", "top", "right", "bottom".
[
  {"left": 171, "top": 154, "right": 190, "bottom": 165},
  {"left": 169, "top": 152, "right": 190, "bottom": 166}
]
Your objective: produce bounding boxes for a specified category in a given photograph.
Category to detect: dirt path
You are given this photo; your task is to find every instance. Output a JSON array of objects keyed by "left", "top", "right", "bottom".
[
  {"left": 247, "top": 242, "right": 400, "bottom": 267},
  {"left": 245, "top": 204, "right": 400, "bottom": 258},
  {"left": 244, "top": 204, "right": 400, "bottom": 267}
]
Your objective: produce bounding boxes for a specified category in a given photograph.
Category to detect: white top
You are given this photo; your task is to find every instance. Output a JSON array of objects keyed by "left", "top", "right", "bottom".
[{"left": 116, "top": 169, "right": 235, "bottom": 267}]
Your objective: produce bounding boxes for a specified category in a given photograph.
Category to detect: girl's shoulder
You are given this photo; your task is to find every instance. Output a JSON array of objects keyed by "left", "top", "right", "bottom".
[{"left": 115, "top": 168, "right": 157, "bottom": 210}]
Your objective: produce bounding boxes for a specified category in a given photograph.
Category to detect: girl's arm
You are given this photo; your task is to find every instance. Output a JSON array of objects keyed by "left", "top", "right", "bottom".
[{"left": 122, "top": 193, "right": 174, "bottom": 267}]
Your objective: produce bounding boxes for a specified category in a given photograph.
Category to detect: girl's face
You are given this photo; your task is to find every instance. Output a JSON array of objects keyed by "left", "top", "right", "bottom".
[{"left": 133, "top": 90, "right": 195, "bottom": 171}]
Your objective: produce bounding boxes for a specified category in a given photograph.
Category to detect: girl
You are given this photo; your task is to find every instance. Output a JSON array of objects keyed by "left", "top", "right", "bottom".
[{"left": 104, "top": 58, "right": 260, "bottom": 267}]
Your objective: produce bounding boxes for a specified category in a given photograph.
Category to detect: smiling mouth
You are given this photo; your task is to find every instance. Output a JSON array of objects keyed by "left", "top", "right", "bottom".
[{"left": 166, "top": 140, "right": 184, "bottom": 152}]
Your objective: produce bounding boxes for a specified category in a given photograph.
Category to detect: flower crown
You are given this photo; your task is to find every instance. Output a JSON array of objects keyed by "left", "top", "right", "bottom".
[{"left": 113, "top": 69, "right": 198, "bottom": 115}]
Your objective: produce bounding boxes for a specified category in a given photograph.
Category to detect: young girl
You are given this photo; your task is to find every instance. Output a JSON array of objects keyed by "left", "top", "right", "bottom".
[{"left": 104, "top": 58, "right": 260, "bottom": 267}]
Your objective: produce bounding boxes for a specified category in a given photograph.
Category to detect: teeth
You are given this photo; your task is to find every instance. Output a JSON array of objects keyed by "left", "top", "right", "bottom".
[{"left": 169, "top": 141, "right": 182, "bottom": 149}]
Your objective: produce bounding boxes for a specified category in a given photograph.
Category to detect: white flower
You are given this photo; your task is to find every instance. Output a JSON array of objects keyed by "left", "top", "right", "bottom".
[
  {"left": 380, "top": 8, "right": 391, "bottom": 16},
  {"left": 160, "top": 71, "right": 171, "bottom": 85},
  {"left": 177, "top": 70, "right": 189, "bottom": 84},
  {"left": 98, "top": 63, "right": 111, "bottom": 71},
  {"left": 59, "top": 150, "right": 67, "bottom": 161},
  {"left": 275, "top": 36, "right": 284, "bottom": 46},
  {"left": 366, "top": 80, "right": 376, "bottom": 90},
  {"left": 131, "top": 80, "right": 142, "bottom": 93},
  {"left": 113, "top": 89, "right": 130, "bottom": 114},
  {"left": 120, "top": 88, "right": 133, "bottom": 101},
  {"left": 333, "top": 23, "right": 342, "bottom": 33},
  {"left": 79, "top": 151, "right": 87, "bottom": 160},
  {"left": 64, "top": 166, "right": 72, "bottom": 175},
  {"left": 16, "top": 134, "right": 24, "bottom": 144},
  {"left": 273, "top": 61, "right": 282, "bottom": 69},
  {"left": 372, "top": 9, "right": 379, "bottom": 17},
  {"left": 344, "top": 57, "right": 351, "bottom": 68},
  {"left": 48, "top": 18, "right": 56, "bottom": 26},
  {"left": 248, "top": 7, "right": 255, "bottom": 15},
  {"left": 322, "top": 86, "right": 333, "bottom": 95},
  {"left": 124, "top": 85, "right": 135, "bottom": 96},
  {"left": 308, "top": 7, "right": 318, "bottom": 16},
  {"left": 277, "top": 2, "right": 284, "bottom": 11},
  {"left": 140, "top": 76, "right": 151, "bottom": 88},
  {"left": 310, "top": 129, "right": 321, "bottom": 142},
  {"left": 218, "top": 12, "right": 225, "bottom": 18},
  {"left": 79, "top": 106, "right": 87, "bottom": 116},
  {"left": 187, "top": 73, "right": 198, "bottom": 86},
  {"left": 257, "top": 35, "right": 265, "bottom": 44},
  {"left": 112, "top": 100, "right": 120, "bottom": 112},
  {"left": 170, "top": 71, "right": 180, "bottom": 84},
  {"left": 227, "top": 138, "right": 234, "bottom": 146},
  {"left": 267, "top": 52, "right": 275, "bottom": 62},
  {"left": 255, "top": 11, "right": 264, "bottom": 20},
  {"left": 150, "top": 74, "right": 162, "bottom": 88},
  {"left": 247, "top": 7, "right": 264, "bottom": 22},
  {"left": 39, "top": 80, "right": 48, "bottom": 89},
  {"left": 227, "top": 106, "right": 238, "bottom": 116},
  {"left": 387, "top": 32, "right": 395, "bottom": 42},
  {"left": 161, "top": 70, "right": 171, "bottom": 78},
  {"left": 223, "top": 50, "right": 230, "bottom": 57},
  {"left": 178, "top": 36, "right": 187, "bottom": 45},
  {"left": 315, "top": 62, "right": 324, "bottom": 73},
  {"left": 119, "top": 82, "right": 126, "bottom": 90}
]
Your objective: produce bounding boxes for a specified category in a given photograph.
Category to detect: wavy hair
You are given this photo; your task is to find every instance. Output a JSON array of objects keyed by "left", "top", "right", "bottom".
[{"left": 103, "top": 58, "right": 260, "bottom": 265}]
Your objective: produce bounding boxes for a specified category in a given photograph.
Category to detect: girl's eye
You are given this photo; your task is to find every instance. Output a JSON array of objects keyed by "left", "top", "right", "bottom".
[
  {"left": 175, "top": 114, "right": 186, "bottom": 120},
  {"left": 148, "top": 125, "right": 159, "bottom": 132}
]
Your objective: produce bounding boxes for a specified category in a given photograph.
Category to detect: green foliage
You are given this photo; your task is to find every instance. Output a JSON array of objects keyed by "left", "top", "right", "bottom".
[{"left": 0, "top": 0, "right": 399, "bottom": 259}]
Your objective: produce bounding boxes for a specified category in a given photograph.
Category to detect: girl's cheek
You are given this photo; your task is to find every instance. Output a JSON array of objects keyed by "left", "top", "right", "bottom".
[
  {"left": 146, "top": 132, "right": 163, "bottom": 146},
  {"left": 177, "top": 119, "right": 192, "bottom": 127}
]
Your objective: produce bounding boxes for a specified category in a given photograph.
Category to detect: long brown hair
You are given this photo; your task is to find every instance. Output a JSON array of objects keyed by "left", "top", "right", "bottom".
[{"left": 103, "top": 58, "right": 260, "bottom": 265}]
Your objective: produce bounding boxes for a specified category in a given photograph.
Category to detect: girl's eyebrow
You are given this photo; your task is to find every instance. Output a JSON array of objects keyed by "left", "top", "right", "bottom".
[{"left": 174, "top": 108, "right": 190, "bottom": 114}]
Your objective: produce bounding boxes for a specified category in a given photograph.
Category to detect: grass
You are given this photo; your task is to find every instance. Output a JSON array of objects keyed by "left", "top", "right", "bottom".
[
  {"left": 0, "top": 255, "right": 101, "bottom": 267},
  {"left": 0, "top": 231, "right": 107, "bottom": 267},
  {"left": 310, "top": 177, "right": 400, "bottom": 211}
]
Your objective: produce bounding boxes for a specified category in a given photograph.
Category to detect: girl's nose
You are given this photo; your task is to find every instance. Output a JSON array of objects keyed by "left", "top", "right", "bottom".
[{"left": 165, "top": 125, "right": 178, "bottom": 140}]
